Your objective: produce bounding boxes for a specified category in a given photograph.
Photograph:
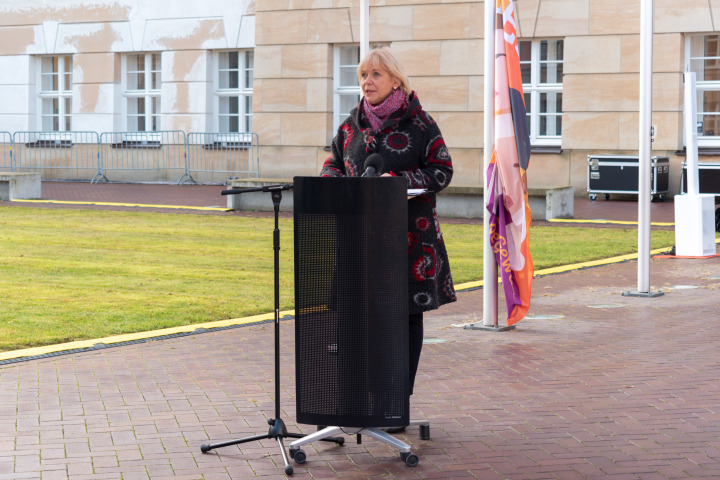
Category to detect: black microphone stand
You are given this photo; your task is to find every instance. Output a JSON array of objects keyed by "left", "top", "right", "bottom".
[{"left": 200, "top": 184, "right": 342, "bottom": 476}]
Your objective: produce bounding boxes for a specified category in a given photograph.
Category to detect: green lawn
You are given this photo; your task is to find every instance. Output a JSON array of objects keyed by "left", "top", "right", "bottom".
[{"left": 0, "top": 206, "right": 679, "bottom": 352}]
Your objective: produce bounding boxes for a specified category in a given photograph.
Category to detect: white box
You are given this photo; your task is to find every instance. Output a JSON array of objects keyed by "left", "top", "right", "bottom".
[{"left": 674, "top": 194, "right": 717, "bottom": 257}]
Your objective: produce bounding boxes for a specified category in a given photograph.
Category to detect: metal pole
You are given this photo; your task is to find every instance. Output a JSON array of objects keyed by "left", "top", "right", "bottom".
[
  {"left": 360, "top": 0, "right": 369, "bottom": 59},
  {"left": 625, "top": 0, "right": 662, "bottom": 298},
  {"left": 482, "top": 0, "right": 498, "bottom": 326},
  {"left": 637, "top": 0, "right": 652, "bottom": 294},
  {"left": 684, "top": 72, "right": 699, "bottom": 195}
]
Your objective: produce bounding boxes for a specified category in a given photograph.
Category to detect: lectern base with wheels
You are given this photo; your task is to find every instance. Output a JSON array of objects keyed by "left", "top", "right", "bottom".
[{"left": 289, "top": 176, "right": 429, "bottom": 467}]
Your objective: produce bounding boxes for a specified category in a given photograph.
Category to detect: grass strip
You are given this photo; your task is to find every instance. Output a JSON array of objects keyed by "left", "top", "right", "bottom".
[{"left": 0, "top": 206, "right": 678, "bottom": 351}]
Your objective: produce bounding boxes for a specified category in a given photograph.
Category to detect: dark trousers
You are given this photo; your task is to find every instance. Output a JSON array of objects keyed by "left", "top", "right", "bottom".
[{"left": 409, "top": 313, "right": 423, "bottom": 395}]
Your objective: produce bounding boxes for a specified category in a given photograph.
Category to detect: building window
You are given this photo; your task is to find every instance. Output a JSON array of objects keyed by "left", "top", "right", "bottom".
[
  {"left": 333, "top": 46, "right": 362, "bottom": 132},
  {"left": 39, "top": 55, "right": 73, "bottom": 132},
  {"left": 687, "top": 34, "right": 720, "bottom": 144},
  {"left": 215, "top": 50, "right": 254, "bottom": 132},
  {"left": 124, "top": 53, "right": 161, "bottom": 132},
  {"left": 519, "top": 39, "right": 563, "bottom": 146}
]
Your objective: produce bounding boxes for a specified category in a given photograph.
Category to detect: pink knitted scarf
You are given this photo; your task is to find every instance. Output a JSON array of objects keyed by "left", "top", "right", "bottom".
[{"left": 363, "top": 88, "right": 406, "bottom": 132}]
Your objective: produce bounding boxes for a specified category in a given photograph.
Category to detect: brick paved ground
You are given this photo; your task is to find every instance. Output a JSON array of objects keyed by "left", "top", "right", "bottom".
[
  {"left": 1, "top": 182, "right": 718, "bottom": 479},
  {"left": 38, "top": 182, "right": 229, "bottom": 208},
  {"left": 2, "top": 180, "right": 681, "bottom": 223}
]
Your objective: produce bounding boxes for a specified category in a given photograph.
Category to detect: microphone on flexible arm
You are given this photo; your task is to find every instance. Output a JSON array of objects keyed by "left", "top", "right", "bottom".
[{"left": 362, "top": 153, "right": 384, "bottom": 177}]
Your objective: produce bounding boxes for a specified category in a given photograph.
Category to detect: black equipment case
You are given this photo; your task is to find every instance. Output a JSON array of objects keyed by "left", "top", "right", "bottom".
[
  {"left": 587, "top": 155, "right": 669, "bottom": 201},
  {"left": 680, "top": 161, "right": 720, "bottom": 195}
]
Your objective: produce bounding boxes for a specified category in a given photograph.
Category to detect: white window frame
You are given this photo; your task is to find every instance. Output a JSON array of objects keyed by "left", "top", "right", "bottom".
[
  {"left": 38, "top": 55, "right": 73, "bottom": 132},
  {"left": 122, "top": 53, "right": 162, "bottom": 133},
  {"left": 214, "top": 50, "right": 254, "bottom": 133},
  {"left": 685, "top": 34, "right": 720, "bottom": 147},
  {"left": 520, "top": 39, "right": 563, "bottom": 147},
  {"left": 333, "top": 45, "right": 362, "bottom": 133}
]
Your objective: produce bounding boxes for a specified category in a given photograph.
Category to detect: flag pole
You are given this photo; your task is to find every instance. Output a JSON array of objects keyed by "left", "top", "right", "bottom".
[
  {"left": 461, "top": 0, "right": 501, "bottom": 331},
  {"left": 465, "top": 0, "right": 499, "bottom": 330},
  {"left": 359, "top": 0, "right": 369, "bottom": 59},
  {"left": 482, "top": 0, "right": 499, "bottom": 326},
  {"left": 468, "top": 0, "right": 531, "bottom": 331},
  {"left": 684, "top": 72, "right": 700, "bottom": 197},
  {"left": 624, "top": 0, "right": 662, "bottom": 298}
]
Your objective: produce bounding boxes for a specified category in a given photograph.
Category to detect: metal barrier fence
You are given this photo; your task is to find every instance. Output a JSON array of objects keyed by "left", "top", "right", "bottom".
[
  {"left": 98, "top": 131, "right": 188, "bottom": 184},
  {"left": 11, "top": 131, "right": 102, "bottom": 181},
  {"left": 1, "top": 130, "right": 261, "bottom": 183},
  {"left": 0, "top": 132, "right": 11, "bottom": 170},
  {"left": 186, "top": 132, "right": 260, "bottom": 183}
]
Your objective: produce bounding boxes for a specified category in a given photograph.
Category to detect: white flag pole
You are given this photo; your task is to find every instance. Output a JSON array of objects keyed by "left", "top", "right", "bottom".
[
  {"left": 637, "top": 0, "right": 652, "bottom": 292},
  {"left": 625, "top": 0, "right": 662, "bottom": 298},
  {"left": 482, "top": 0, "right": 499, "bottom": 327},
  {"left": 465, "top": 0, "right": 500, "bottom": 330},
  {"left": 360, "top": 0, "right": 369, "bottom": 59},
  {"left": 684, "top": 72, "right": 700, "bottom": 196},
  {"left": 466, "top": 0, "right": 519, "bottom": 331}
]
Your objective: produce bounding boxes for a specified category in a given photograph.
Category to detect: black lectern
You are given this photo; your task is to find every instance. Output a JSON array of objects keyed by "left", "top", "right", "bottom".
[{"left": 289, "top": 176, "right": 424, "bottom": 467}]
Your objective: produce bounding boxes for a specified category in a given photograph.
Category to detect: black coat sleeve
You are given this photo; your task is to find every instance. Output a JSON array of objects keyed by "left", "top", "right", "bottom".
[
  {"left": 320, "top": 124, "right": 349, "bottom": 177},
  {"left": 399, "top": 112, "right": 453, "bottom": 192}
]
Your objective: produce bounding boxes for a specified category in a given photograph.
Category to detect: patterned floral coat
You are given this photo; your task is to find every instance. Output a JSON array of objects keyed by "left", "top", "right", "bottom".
[{"left": 321, "top": 92, "right": 457, "bottom": 314}]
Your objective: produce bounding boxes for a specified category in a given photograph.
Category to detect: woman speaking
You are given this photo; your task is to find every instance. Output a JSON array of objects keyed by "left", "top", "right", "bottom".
[{"left": 321, "top": 47, "right": 457, "bottom": 427}]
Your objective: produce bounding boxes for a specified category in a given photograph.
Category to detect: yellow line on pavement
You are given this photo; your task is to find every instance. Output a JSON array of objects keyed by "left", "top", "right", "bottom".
[
  {"left": 548, "top": 218, "right": 675, "bottom": 227},
  {"left": 0, "top": 310, "right": 294, "bottom": 362},
  {"left": 453, "top": 246, "right": 673, "bottom": 291},
  {"left": 11, "top": 198, "right": 229, "bottom": 212}
]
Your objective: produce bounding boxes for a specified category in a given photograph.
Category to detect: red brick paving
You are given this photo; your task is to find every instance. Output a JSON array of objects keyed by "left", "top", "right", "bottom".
[
  {"left": 3, "top": 180, "right": 683, "bottom": 223},
  {"left": 1, "top": 182, "right": 719, "bottom": 479},
  {"left": 41, "top": 181, "right": 229, "bottom": 208},
  {"left": 572, "top": 194, "right": 677, "bottom": 224}
]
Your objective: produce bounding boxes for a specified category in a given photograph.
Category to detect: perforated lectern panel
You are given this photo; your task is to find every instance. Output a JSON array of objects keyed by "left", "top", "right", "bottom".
[{"left": 293, "top": 177, "right": 409, "bottom": 428}]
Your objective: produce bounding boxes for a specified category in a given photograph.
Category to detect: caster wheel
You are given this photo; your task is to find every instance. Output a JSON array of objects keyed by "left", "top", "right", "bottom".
[
  {"left": 401, "top": 452, "right": 419, "bottom": 467},
  {"left": 200, "top": 444, "right": 211, "bottom": 453},
  {"left": 292, "top": 449, "right": 306, "bottom": 464},
  {"left": 419, "top": 424, "right": 430, "bottom": 440},
  {"left": 604, "top": 193, "right": 610, "bottom": 200},
  {"left": 285, "top": 465, "right": 294, "bottom": 475},
  {"left": 336, "top": 437, "right": 345, "bottom": 446},
  {"left": 589, "top": 194, "right": 596, "bottom": 201}
]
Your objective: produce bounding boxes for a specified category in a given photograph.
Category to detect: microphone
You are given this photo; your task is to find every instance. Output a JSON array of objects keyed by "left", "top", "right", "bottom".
[{"left": 362, "top": 153, "right": 384, "bottom": 177}]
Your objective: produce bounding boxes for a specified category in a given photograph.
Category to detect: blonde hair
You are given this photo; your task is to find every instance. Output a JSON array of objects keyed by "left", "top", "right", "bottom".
[{"left": 357, "top": 47, "right": 411, "bottom": 97}]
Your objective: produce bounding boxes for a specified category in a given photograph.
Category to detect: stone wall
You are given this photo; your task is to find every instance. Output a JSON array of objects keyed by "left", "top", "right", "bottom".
[{"left": 252, "top": 0, "right": 720, "bottom": 196}]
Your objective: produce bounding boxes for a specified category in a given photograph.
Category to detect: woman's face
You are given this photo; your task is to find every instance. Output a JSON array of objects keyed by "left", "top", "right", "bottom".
[{"left": 360, "top": 64, "right": 400, "bottom": 106}]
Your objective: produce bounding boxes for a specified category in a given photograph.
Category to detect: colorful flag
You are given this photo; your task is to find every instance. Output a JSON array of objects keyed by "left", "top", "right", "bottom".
[{"left": 486, "top": 0, "right": 534, "bottom": 326}]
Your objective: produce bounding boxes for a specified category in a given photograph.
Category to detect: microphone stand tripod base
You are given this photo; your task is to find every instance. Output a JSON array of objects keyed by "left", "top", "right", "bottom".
[{"left": 200, "top": 417, "right": 301, "bottom": 475}]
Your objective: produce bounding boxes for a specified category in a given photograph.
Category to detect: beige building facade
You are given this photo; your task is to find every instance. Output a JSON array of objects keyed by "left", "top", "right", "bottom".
[{"left": 1, "top": 0, "right": 720, "bottom": 195}]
